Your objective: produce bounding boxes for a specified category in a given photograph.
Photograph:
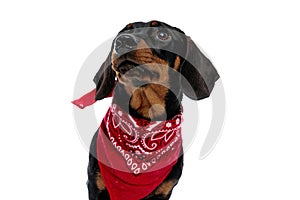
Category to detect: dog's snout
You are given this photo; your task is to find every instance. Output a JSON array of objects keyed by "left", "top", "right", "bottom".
[{"left": 115, "top": 34, "right": 137, "bottom": 54}]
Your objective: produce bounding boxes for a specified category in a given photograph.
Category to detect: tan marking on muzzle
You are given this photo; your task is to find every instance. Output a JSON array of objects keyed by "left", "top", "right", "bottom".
[{"left": 174, "top": 56, "right": 181, "bottom": 71}]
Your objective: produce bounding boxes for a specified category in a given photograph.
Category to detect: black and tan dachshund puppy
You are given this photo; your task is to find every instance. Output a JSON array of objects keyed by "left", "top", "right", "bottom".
[{"left": 85, "top": 21, "right": 219, "bottom": 200}]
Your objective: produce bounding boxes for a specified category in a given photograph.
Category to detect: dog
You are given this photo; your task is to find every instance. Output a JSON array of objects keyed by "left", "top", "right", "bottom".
[{"left": 73, "top": 20, "right": 219, "bottom": 200}]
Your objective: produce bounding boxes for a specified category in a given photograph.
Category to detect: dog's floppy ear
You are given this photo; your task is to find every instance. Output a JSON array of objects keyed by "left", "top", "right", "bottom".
[
  {"left": 180, "top": 37, "right": 219, "bottom": 100},
  {"left": 93, "top": 51, "right": 116, "bottom": 100}
]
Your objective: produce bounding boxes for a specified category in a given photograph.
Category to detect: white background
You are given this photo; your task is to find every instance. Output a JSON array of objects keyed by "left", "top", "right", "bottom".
[{"left": 1, "top": 0, "right": 300, "bottom": 199}]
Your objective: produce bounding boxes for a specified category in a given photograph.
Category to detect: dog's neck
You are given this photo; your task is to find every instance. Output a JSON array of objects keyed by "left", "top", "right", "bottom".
[{"left": 112, "top": 83, "right": 183, "bottom": 121}]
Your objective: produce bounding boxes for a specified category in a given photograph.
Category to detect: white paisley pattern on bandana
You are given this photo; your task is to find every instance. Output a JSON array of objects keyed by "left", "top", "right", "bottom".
[{"left": 103, "top": 104, "right": 182, "bottom": 174}]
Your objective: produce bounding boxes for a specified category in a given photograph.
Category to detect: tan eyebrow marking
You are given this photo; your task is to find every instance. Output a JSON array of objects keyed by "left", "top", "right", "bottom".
[
  {"left": 126, "top": 23, "right": 133, "bottom": 29},
  {"left": 150, "top": 21, "right": 159, "bottom": 26}
]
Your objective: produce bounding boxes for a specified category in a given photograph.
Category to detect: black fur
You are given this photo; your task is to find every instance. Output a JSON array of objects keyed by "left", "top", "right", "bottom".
[
  {"left": 180, "top": 38, "right": 219, "bottom": 100},
  {"left": 93, "top": 50, "right": 116, "bottom": 101}
]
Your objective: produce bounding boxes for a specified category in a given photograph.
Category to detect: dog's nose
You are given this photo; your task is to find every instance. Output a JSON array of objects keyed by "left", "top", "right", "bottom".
[{"left": 114, "top": 34, "right": 137, "bottom": 54}]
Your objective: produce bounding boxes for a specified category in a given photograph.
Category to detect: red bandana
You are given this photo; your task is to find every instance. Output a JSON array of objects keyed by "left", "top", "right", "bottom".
[{"left": 73, "top": 89, "right": 182, "bottom": 200}]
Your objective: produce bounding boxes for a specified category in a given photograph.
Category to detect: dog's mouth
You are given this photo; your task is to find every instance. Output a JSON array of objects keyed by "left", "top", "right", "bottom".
[
  {"left": 117, "top": 60, "right": 139, "bottom": 75},
  {"left": 117, "top": 60, "right": 160, "bottom": 86}
]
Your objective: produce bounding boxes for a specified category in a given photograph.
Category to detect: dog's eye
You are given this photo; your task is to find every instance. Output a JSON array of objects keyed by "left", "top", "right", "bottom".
[{"left": 157, "top": 31, "right": 170, "bottom": 41}]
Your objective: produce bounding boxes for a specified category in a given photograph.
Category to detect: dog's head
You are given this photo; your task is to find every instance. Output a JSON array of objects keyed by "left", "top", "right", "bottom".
[{"left": 94, "top": 21, "right": 219, "bottom": 119}]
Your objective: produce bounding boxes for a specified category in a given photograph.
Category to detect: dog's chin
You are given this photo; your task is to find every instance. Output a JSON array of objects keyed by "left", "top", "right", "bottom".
[
  {"left": 130, "top": 78, "right": 149, "bottom": 87},
  {"left": 120, "top": 74, "right": 149, "bottom": 88}
]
